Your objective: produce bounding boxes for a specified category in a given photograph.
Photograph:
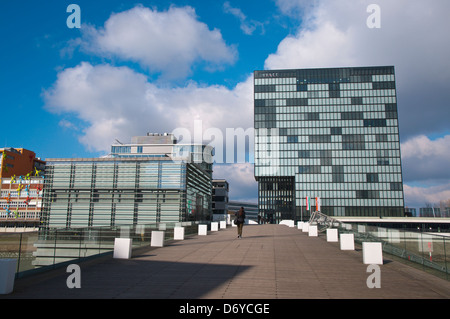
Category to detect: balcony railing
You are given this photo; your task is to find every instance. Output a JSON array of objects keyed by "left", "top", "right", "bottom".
[{"left": 0, "top": 221, "right": 205, "bottom": 279}]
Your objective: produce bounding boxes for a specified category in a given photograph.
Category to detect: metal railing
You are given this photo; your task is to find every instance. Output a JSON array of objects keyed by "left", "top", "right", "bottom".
[
  {"left": 306, "top": 218, "right": 450, "bottom": 280},
  {"left": 340, "top": 223, "right": 449, "bottom": 279},
  {"left": 0, "top": 221, "right": 209, "bottom": 278}
]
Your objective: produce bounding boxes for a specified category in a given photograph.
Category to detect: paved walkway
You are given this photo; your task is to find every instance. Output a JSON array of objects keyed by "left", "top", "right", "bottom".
[{"left": 2, "top": 224, "right": 450, "bottom": 299}]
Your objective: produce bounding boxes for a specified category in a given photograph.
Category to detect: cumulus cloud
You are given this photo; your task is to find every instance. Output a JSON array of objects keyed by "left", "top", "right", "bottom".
[
  {"left": 403, "top": 183, "right": 450, "bottom": 209},
  {"left": 401, "top": 134, "right": 450, "bottom": 184},
  {"left": 213, "top": 163, "right": 258, "bottom": 202},
  {"left": 43, "top": 62, "right": 254, "bottom": 156},
  {"left": 267, "top": 0, "right": 450, "bottom": 139},
  {"left": 79, "top": 5, "right": 237, "bottom": 80}
]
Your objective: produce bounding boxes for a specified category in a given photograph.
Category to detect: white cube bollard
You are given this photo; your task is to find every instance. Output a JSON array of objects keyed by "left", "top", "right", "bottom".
[
  {"left": 388, "top": 229, "right": 400, "bottom": 244},
  {"left": 158, "top": 223, "right": 167, "bottom": 231},
  {"left": 199, "top": 224, "right": 208, "bottom": 235},
  {"left": 211, "top": 222, "right": 219, "bottom": 231},
  {"left": 220, "top": 221, "right": 226, "bottom": 229},
  {"left": 340, "top": 234, "right": 355, "bottom": 250},
  {"left": 174, "top": 227, "right": 185, "bottom": 240},
  {"left": 297, "top": 221, "right": 304, "bottom": 230},
  {"left": 151, "top": 231, "right": 165, "bottom": 247},
  {"left": 326, "top": 229, "right": 338, "bottom": 242},
  {"left": 113, "top": 238, "right": 133, "bottom": 259},
  {"left": 0, "top": 259, "right": 17, "bottom": 294},
  {"left": 308, "top": 225, "right": 318, "bottom": 237},
  {"left": 362, "top": 242, "right": 383, "bottom": 264},
  {"left": 302, "top": 222, "right": 310, "bottom": 232}
]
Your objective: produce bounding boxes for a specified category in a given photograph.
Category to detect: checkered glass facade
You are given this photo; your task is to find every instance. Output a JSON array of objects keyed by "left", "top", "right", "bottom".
[{"left": 254, "top": 66, "right": 404, "bottom": 223}]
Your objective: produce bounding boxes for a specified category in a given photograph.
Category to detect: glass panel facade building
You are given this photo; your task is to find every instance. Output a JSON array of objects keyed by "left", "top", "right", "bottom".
[
  {"left": 41, "top": 134, "right": 213, "bottom": 229},
  {"left": 254, "top": 66, "right": 405, "bottom": 223}
]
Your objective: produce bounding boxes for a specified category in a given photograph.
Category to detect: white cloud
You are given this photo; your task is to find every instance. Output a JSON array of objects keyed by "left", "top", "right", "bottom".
[
  {"left": 401, "top": 134, "right": 450, "bottom": 183},
  {"left": 80, "top": 5, "right": 237, "bottom": 80},
  {"left": 268, "top": 0, "right": 450, "bottom": 137},
  {"left": 402, "top": 135, "right": 450, "bottom": 161},
  {"left": 43, "top": 62, "right": 254, "bottom": 155},
  {"left": 404, "top": 183, "right": 450, "bottom": 208},
  {"left": 400, "top": 134, "right": 450, "bottom": 207},
  {"left": 213, "top": 163, "right": 257, "bottom": 202}
]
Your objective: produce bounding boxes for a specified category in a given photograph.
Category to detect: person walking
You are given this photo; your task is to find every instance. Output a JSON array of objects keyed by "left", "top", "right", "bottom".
[{"left": 235, "top": 207, "right": 246, "bottom": 238}]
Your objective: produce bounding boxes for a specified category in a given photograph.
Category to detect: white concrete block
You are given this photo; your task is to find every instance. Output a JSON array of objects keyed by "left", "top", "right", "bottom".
[
  {"left": 362, "top": 242, "right": 383, "bottom": 264},
  {"left": 198, "top": 224, "right": 208, "bottom": 235},
  {"left": 378, "top": 227, "right": 388, "bottom": 239},
  {"left": 297, "top": 221, "right": 304, "bottom": 230},
  {"left": 151, "top": 231, "right": 165, "bottom": 247},
  {"left": 308, "top": 225, "right": 318, "bottom": 237},
  {"left": 158, "top": 223, "right": 167, "bottom": 231},
  {"left": 174, "top": 227, "right": 185, "bottom": 240},
  {"left": 211, "top": 222, "right": 219, "bottom": 231},
  {"left": 419, "top": 234, "right": 433, "bottom": 253},
  {"left": 388, "top": 229, "right": 401, "bottom": 243},
  {"left": 220, "top": 221, "right": 226, "bottom": 229},
  {"left": 113, "top": 238, "right": 132, "bottom": 259},
  {"left": 302, "top": 222, "right": 310, "bottom": 232},
  {"left": 279, "top": 219, "right": 295, "bottom": 227},
  {"left": 0, "top": 259, "right": 17, "bottom": 294},
  {"left": 326, "top": 228, "right": 338, "bottom": 242},
  {"left": 340, "top": 234, "right": 355, "bottom": 250}
]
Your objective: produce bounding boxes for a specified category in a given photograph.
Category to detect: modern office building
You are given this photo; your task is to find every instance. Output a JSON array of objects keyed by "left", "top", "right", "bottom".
[
  {"left": 254, "top": 66, "right": 404, "bottom": 223},
  {"left": 212, "top": 179, "right": 229, "bottom": 221},
  {"left": 41, "top": 133, "right": 214, "bottom": 229}
]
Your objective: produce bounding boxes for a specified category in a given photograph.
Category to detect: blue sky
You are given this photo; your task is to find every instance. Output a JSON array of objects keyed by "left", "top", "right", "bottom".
[{"left": 1, "top": 0, "right": 450, "bottom": 208}]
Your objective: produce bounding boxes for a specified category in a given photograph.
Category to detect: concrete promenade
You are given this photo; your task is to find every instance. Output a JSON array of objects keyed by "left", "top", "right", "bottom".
[{"left": 2, "top": 224, "right": 450, "bottom": 299}]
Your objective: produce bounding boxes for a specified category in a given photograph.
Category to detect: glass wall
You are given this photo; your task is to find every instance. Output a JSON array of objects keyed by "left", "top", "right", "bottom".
[
  {"left": 42, "top": 159, "right": 211, "bottom": 228},
  {"left": 254, "top": 67, "right": 405, "bottom": 221}
]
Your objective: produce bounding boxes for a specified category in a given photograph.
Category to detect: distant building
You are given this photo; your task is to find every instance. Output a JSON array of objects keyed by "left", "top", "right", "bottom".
[
  {"left": 0, "top": 148, "right": 45, "bottom": 179},
  {"left": 0, "top": 148, "right": 44, "bottom": 232},
  {"left": 404, "top": 207, "right": 416, "bottom": 217},
  {"left": 41, "top": 133, "right": 213, "bottom": 229},
  {"left": 419, "top": 207, "right": 441, "bottom": 218},
  {"left": 212, "top": 179, "right": 229, "bottom": 221}
]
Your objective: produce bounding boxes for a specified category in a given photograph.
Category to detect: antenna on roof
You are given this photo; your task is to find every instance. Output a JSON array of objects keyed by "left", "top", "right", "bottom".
[{"left": 115, "top": 139, "right": 123, "bottom": 145}]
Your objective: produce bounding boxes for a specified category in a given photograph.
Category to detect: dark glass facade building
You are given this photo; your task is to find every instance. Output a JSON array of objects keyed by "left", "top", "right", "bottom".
[{"left": 254, "top": 66, "right": 404, "bottom": 223}]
